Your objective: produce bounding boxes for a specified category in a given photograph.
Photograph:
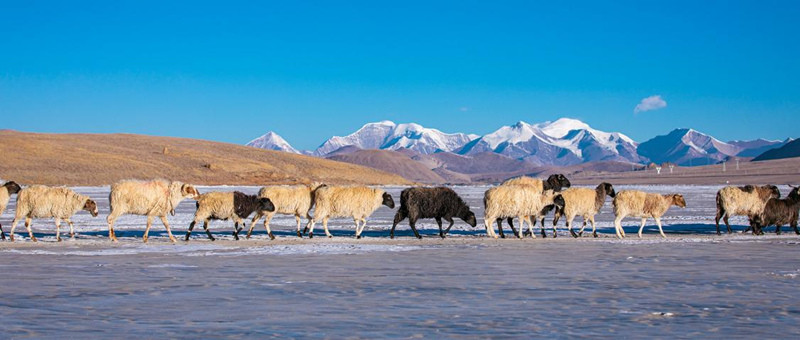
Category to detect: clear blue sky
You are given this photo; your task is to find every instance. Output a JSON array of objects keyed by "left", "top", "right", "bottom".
[{"left": 2, "top": 0, "right": 798, "bottom": 150}]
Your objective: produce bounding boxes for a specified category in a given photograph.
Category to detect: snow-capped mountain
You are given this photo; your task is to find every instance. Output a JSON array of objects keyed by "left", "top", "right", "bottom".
[
  {"left": 313, "top": 121, "right": 478, "bottom": 156},
  {"left": 246, "top": 131, "right": 300, "bottom": 154},
  {"left": 457, "top": 118, "right": 642, "bottom": 166},
  {"left": 728, "top": 138, "right": 789, "bottom": 157},
  {"left": 637, "top": 128, "right": 740, "bottom": 166}
]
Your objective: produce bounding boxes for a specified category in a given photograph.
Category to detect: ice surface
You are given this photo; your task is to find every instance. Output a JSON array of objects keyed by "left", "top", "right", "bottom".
[{"left": 2, "top": 185, "right": 800, "bottom": 337}]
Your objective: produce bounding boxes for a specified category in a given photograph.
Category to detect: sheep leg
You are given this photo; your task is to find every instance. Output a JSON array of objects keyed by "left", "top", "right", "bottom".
[
  {"left": 233, "top": 222, "right": 241, "bottom": 240},
  {"left": 264, "top": 215, "right": 278, "bottom": 240},
  {"left": 8, "top": 217, "right": 20, "bottom": 242},
  {"left": 54, "top": 218, "right": 62, "bottom": 242},
  {"left": 323, "top": 217, "right": 332, "bottom": 238},
  {"left": 613, "top": 216, "right": 624, "bottom": 239},
  {"left": 408, "top": 217, "right": 422, "bottom": 239},
  {"left": 637, "top": 218, "right": 647, "bottom": 238},
  {"left": 443, "top": 217, "right": 455, "bottom": 237},
  {"left": 295, "top": 215, "right": 304, "bottom": 238},
  {"left": 305, "top": 219, "right": 315, "bottom": 238},
  {"left": 106, "top": 213, "right": 120, "bottom": 242},
  {"left": 390, "top": 210, "right": 407, "bottom": 239},
  {"left": 159, "top": 216, "right": 177, "bottom": 243},
  {"left": 525, "top": 216, "right": 536, "bottom": 238},
  {"left": 25, "top": 217, "right": 37, "bottom": 242},
  {"left": 568, "top": 216, "right": 579, "bottom": 238},
  {"left": 0, "top": 221, "right": 5, "bottom": 240},
  {"left": 791, "top": 220, "right": 800, "bottom": 235},
  {"left": 485, "top": 217, "right": 497, "bottom": 238},
  {"left": 66, "top": 218, "right": 76, "bottom": 239},
  {"left": 185, "top": 220, "right": 197, "bottom": 241},
  {"left": 516, "top": 216, "right": 525, "bottom": 239},
  {"left": 246, "top": 213, "right": 261, "bottom": 239},
  {"left": 723, "top": 215, "right": 732, "bottom": 234},
  {"left": 776, "top": 225, "right": 782, "bottom": 235},
  {"left": 552, "top": 216, "right": 558, "bottom": 238},
  {"left": 354, "top": 218, "right": 362, "bottom": 239},
  {"left": 714, "top": 210, "right": 723, "bottom": 235},
  {"left": 654, "top": 217, "right": 666, "bottom": 238},
  {"left": 578, "top": 216, "right": 588, "bottom": 237},
  {"left": 202, "top": 219, "right": 215, "bottom": 241},
  {"left": 496, "top": 218, "right": 506, "bottom": 238},
  {"left": 143, "top": 216, "right": 153, "bottom": 243},
  {"left": 435, "top": 217, "right": 444, "bottom": 238},
  {"left": 590, "top": 216, "right": 598, "bottom": 238}
]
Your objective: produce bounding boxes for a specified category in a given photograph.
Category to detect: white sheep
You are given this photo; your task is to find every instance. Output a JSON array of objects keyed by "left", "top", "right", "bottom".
[
  {"left": 246, "top": 183, "right": 326, "bottom": 239},
  {"left": 0, "top": 181, "right": 22, "bottom": 240},
  {"left": 305, "top": 186, "right": 395, "bottom": 238},
  {"left": 483, "top": 185, "right": 565, "bottom": 239},
  {"left": 8, "top": 185, "right": 99, "bottom": 242},
  {"left": 495, "top": 174, "right": 571, "bottom": 238},
  {"left": 612, "top": 190, "right": 687, "bottom": 238},
  {"left": 715, "top": 185, "right": 780, "bottom": 234},
  {"left": 106, "top": 179, "right": 200, "bottom": 243},
  {"left": 552, "top": 183, "right": 616, "bottom": 238},
  {"left": 185, "top": 191, "right": 275, "bottom": 241}
]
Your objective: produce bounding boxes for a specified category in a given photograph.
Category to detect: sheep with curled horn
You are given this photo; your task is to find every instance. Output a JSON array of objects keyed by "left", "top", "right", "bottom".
[
  {"left": 494, "top": 174, "right": 571, "bottom": 238},
  {"left": 390, "top": 186, "right": 477, "bottom": 239},
  {"left": 747, "top": 185, "right": 800, "bottom": 235},
  {"left": 0, "top": 181, "right": 22, "bottom": 240}
]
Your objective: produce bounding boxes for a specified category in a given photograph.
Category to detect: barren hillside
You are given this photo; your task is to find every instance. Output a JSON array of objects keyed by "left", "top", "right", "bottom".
[{"left": 0, "top": 130, "right": 411, "bottom": 186}]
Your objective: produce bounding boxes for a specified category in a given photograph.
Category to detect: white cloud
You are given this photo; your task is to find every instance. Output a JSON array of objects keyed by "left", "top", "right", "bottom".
[{"left": 634, "top": 95, "right": 667, "bottom": 113}]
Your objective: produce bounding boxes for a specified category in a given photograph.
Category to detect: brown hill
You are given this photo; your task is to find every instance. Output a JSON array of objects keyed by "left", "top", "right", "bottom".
[
  {"left": 326, "top": 149, "right": 446, "bottom": 184},
  {"left": 0, "top": 130, "right": 411, "bottom": 186}
]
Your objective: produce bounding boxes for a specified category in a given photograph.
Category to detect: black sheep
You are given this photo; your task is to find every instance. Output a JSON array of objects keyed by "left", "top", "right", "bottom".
[
  {"left": 390, "top": 187, "right": 477, "bottom": 239},
  {"left": 496, "top": 174, "right": 572, "bottom": 238},
  {"left": 749, "top": 186, "right": 800, "bottom": 235}
]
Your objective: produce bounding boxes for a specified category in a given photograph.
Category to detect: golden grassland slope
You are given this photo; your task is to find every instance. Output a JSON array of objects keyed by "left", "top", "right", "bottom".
[{"left": 0, "top": 130, "right": 412, "bottom": 186}]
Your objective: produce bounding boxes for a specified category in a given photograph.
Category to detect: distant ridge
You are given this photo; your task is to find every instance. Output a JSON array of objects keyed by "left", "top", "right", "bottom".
[{"left": 753, "top": 138, "right": 800, "bottom": 161}]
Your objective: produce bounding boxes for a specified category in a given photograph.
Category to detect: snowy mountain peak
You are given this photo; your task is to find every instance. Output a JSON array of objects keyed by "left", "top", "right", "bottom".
[
  {"left": 458, "top": 118, "right": 642, "bottom": 165},
  {"left": 313, "top": 121, "right": 477, "bottom": 156},
  {"left": 538, "top": 118, "right": 592, "bottom": 139},
  {"left": 246, "top": 131, "right": 300, "bottom": 154}
]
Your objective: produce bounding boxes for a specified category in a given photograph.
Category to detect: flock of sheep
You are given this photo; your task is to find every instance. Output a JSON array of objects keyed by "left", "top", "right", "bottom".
[{"left": 0, "top": 175, "right": 798, "bottom": 242}]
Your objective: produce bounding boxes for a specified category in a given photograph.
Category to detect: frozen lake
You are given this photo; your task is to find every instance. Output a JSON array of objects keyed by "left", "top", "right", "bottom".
[{"left": 1, "top": 185, "right": 799, "bottom": 337}]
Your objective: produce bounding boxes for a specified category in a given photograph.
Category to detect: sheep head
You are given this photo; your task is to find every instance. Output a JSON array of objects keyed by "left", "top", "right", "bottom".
[
  {"left": 3, "top": 181, "right": 21, "bottom": 194},
  {"left": 787, "top": 186, "right": 800, "bottom": 200},
  {"left": 461, "top": 210, "right": 477, "bottom": 227},
  {"left": 766, "top": 185, "right": 781, "bottom": 199},
  {"left": 545, "top": 174, "right": 571, "bottom": 191},
  {"left": 258, "top": 197, "right": 276, "bottom": 212},
  {"left": 382, "top": 192, "right": 395, "bottom": 209},
  {"left": 671, "top": 194, "right": 687, "bottom": 208},
  {"left": 83, "top": 199, "right": 99, "bottom": 217},
  {"left": 181, "top": 184, "right": 201, "bottom": 199},
  {"left": 599, "top": 182, "right": 616, "bottom": 198}
]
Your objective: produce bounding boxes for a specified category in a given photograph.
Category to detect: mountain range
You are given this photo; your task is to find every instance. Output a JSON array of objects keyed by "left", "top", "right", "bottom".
[{"left": 246, "top": 118, "right": 793, "bottom": 183}]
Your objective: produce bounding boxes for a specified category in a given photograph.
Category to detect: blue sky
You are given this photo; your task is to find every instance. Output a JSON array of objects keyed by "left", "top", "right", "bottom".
[{"left": 1, "top": 0, "right": 798, "bottom": 150}]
